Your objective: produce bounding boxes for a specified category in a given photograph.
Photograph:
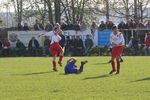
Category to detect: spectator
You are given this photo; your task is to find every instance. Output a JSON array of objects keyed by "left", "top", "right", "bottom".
[
  {"left": 98, "top": 21, "right": 106, "bottom": 30},
  {"left": 80, "top": 21, "right": 87, "bottom": 31},
  {"left": 16, "top": 39, "right": 26, "bottom": 56},
  {"left": 67, "top": 21, "right": 74, "bottom": 30},
  {"left": 0, "top": 40, "right": 3, "bottom": 56},
  {"left": 90, "top": 21, "right": 98, "bottom": 38},
  {"left": 145, "top": 20, "right": 150, "bottom": 33},
  {"left": 74, "top": 36, "right": 84, "bottom": 56},
  {"left": 45, "top": 21, "right": 53, "bottom": 32},
  {"left": 61, "top": 22, "right": 68, "bottom": 30},
  {"left": 137, "top": 22, "right": 145, "bottom": 44},
  {"left": 64, "top": 36, "right": 72, "bottom": 56},
  {"left": 0, "top": 40, "right": 2, "bottom": 50},
  {"left": 126, "top": 19, "right": 137, "bottom": 29},
  {"left": 106, "top": 20, "right": 115, "bottom": 29},
  {"left": 127, "top": 37, "right": 134, "bottom": 48},
  {"left": 118, "top": 21, "right": 127, "bottom": 44},
  {"left": 126, "top": 19, "right": 137, "bottom": 42},
  {"left": 70, "top": 36, "right": 76, "bottom": 56},
  {"left": 44, "top": 36, "right": 51, "bottom": 56},
  {"left": 145, "top": 20, "right": 150, "bottom": 29},
  {"left": 59, "top": 33, "right": 66, "bottom": 48},
  {"left": 132, "top": 37, "right": 139, "bottom": 55},
  {"left": 34, "top": 20, "right": 44, "bottom": 30},
  {"left": 28, "top": 37, "right": 39, "bottom": 56},
  {"left": 84, "top": 35, "right": 93, "bottom": 55},
  {"left": 23, "top": 23, "right": 30, "bottom": 31},
  {"left": 118, "top": 21, "right": 127, "bottom": 30},
  {"left": 74, "top": 22, "right": 80, "bottom": 31},
  {"left": 2, "top": 39, "right": 10, "bottom": 56},
  {"left": 17, "top": 23, "right": 23, "bottom": 30},
  {"left": 143, "top": 32, "right": 150, "bottom": 56}
]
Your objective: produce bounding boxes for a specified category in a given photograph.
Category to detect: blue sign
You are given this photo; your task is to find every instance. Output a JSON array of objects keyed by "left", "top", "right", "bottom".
[{"left": 98, "top": 30, "right": 112, "bottom": 46}]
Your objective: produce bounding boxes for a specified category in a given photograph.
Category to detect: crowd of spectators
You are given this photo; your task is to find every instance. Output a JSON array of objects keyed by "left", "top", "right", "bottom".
[
  {"left": 17, "top": 19, "right": 150, "bottom": 43},
  {"left": 17, "top": 18, "right": 148, "bottom": 46},
  {"left": 0, "top": 35, "right": 94, "bottom": 57},
  {"left": 17, "top": 20, "right": 87, "bottom": 32},
  {"left": 90, "top": 19, "right": 150, "bottom": 43},
  {"left": 1, "top": 19, "right": 150, "bottom": 56},
  {"left": 88, "top": 19, "right": 150, "bottom": 56}
]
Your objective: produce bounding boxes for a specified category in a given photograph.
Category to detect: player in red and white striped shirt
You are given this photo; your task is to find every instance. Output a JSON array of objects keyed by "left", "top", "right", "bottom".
[
  {"left": 39, "top": 27, "right": 63, "bottom": 71},
  {"left": 109, "top": 25, "right": 125, "bottom": 74}
]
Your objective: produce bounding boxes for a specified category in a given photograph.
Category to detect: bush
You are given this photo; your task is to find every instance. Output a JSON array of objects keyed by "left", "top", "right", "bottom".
[{"left": 86, "top": 46, "right": 145, "bottom": 56}]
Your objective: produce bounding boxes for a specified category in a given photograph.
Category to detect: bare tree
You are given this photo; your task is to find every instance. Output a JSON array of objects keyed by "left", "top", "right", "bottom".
[
  {"left": 54, "top": 0, "right": 61, "bottom": 23},
  {"left": 2, "top": 0, "right": 150, "bottom": 27},
  {"left": 11, "top": 0, "right": 24, "bottom": 24}
]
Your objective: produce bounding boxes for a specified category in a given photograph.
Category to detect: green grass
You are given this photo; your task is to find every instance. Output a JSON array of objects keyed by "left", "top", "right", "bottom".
[{"left": 0, "top": 56, "right": 150, "bottom": 100}]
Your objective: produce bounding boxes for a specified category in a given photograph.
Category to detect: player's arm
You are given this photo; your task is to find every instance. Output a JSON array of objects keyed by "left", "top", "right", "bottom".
[
  {"left": 110, "top": 34, "right": 113, "bottom": 45},
  {"left": 118, "top": 33, "right": 125, "bottom": 46},
  {"left": 39, "top": 31, "right": 54, "bottom": 37},
  {"left": 110, "top": 35, "right": 117, "bottom": 47}
]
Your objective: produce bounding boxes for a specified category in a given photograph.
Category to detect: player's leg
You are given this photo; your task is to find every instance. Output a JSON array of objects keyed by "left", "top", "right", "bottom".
[
  {"left": 116, "top": 46, "right": 124, "bottom": 74},
  {"left": 52, "top": 55, "right": 57, "bottom": 71},
  {"left": 50, "top": 44, "right": 58, "bottom": 71},
  {"left": 108, "top": 48, "right": 112, "bottom": 63},
  {"left": 78, "top": 60, "right": 88, "bottom": 73},
  {"left": 116, "top": 57, "right": 120, "bottom": 74},
  {"left": 109, "top": 57, "right": 116, "bottom": 74},
  {"left": 58, "top": 52, "right": 63, "bottom": 67},
  {"left": 58, "top": 44, "right": 63, "bottom": 67},
  {"left": 109, "top": 47, "right": 117, "bottom": 74},
  {"left": 120, "top": 53, "right": 124, "bottom": 62},
  {"left": 120, "top": 57, "right": 123, "bottom": 62}
]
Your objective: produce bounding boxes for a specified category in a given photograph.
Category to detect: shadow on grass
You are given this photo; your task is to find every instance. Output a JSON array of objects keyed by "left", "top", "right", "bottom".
[
  {"left": 59, "top": 73, "right": 67, "bottom": 75},
  {"left": 59, "top": 73, "right": 81, "bottom": 75},
  {"left": 145, "top": 91, "right": 150, "bottom": 93},
  {"left": 13, "top": 71, "right": 52, "bottom": 76},
  {"left": 82, "top": 74, "right": 112, "bottom": 80},
  {"left": 94, "top": 62, "right": 110, "bottom": 65},
  {"left": 51, "top": 89, "right": 61, "bottom": 93},
  {"left": 133, "top": 77, "right": 150, "bottom": 82}
]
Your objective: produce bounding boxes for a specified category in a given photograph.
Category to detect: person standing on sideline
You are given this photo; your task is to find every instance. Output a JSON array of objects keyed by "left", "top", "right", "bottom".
[
  {"left": 64, "top": 58, "right": 88, "bottom": 74},
  {"left": 39, "top": 27, "right": 63, "bottom": 71},
  {"left": 84, "top": 35, "right": 93, "bottom": 55},
  {"left": 28, "top": 37, "right": 39, "bottom": 56},
  {"left": 109, "top": 25, "right": 125, "bottom": 74}
]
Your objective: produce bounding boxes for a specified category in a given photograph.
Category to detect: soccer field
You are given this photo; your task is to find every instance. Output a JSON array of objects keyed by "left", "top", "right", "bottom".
[{"left": 0, "top": 56, "right": 150, "bottom": 100}]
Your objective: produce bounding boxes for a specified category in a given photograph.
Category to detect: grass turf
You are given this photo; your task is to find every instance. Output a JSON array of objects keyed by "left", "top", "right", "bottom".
[{"left": 0, "top": 56, "right": 150, "bottom": 100}]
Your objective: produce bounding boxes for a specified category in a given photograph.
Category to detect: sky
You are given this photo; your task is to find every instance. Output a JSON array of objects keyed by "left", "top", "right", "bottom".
[{"left": 0, "top": 0, "right": 14, "bottom": 12}]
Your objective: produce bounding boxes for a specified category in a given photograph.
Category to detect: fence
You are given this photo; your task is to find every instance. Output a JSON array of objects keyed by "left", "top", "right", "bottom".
[{"left": 0, "top": 28, "right": 150, "bottom": 56}]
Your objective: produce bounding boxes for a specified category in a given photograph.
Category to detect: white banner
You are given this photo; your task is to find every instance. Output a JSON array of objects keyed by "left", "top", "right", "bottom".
[
  {"left": 8, "top": 30, "right": 97, "bottom": 47},
  {"left": 8, "top": 31, "right": 44, "bottom": 47}
]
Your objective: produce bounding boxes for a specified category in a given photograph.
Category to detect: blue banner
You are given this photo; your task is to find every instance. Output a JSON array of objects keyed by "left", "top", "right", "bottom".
[{"left": 98, "top": 30, "right": 112, "bottom": 46}]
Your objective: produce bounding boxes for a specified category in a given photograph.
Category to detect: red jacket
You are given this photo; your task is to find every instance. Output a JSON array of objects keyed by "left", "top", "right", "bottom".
[
  {"left": 3, "top": 42, "right": 10, "bottom": 47},
  {"left": 145, "top": 36, "right": 150, "bottom": 47}
]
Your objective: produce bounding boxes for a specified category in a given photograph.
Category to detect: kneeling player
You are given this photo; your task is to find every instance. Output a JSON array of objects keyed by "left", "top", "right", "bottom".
[{"left": 64, "top": 58, "right": 88, "bottom": 74}]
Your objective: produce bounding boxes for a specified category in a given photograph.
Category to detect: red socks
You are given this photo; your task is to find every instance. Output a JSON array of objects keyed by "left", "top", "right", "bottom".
[
  {"left": 117, "top": 60, "right": 120, "bottom": 72},
  {"left": 111, "top": 60, "right": 116, "bottom": 71},
  {"left": 59, "top": 55, "right": 63, "bottom": 63},
  {"left": 52, "top": 61, "right": 56, "bottom": 68}
]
